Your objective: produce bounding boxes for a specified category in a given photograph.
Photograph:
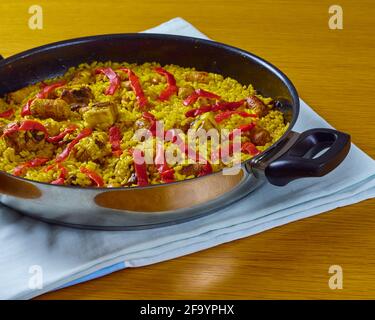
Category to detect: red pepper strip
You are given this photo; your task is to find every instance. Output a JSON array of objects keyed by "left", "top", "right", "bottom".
[
  {"left": 0, "top": 108, "right": 15, "bottom": 119},
  {"left": 1, "top": 123, "right": 20, "bottom": 138},
  {"left": 132, "top": 149, "right": 149, "bottom": 186},
  {"left": 228, "top": 123, "right": 256, "bottom": 140},
  {"left": 185, "top": 105, "right": 213, "bottom": 118},
  {"left": 155, "top": 142, "right": 175, "bottom": 183},
  {"left": 108, "top": 126, "right": 123, "bottom": 157},
  {"left": 211, "top": 100, "right": 246, "bottom": 112},
  {"left": 21, "top": 99, "right": 35, "bottom": 117},
  {"left": 21, "top": 81, "right": 66, "bottom": 116},
  {"left": 13, "top": 157, "right": 49, "bottom": 176},
  {"left": 241, "top": 141, "right": 260, "bottom": 156},
  {"left": 1, "top": 120, "right": 49, "bottom": 139},
  {"left": 183, "top": 89, "right": 221, "bottom": 106},
  {"left": 160, "top": 168, "right": 175, "bottom": 183},
  {"left": 51, "top": 164, "right": 69, "bottom": 185},
  {"left": 198, "top": 163, "right": 213, "bottom": 177},
  {"left": 36, "top": 81, "right": 67, "bottom": 99},
  {"left": 142, "top": 112, "right": 157, "bottom": 136},
  {"left": 118, "top": 68, "right": 148, "bottom": 108},
  {"left": 185, "top": 100, "right": 248, "bottom": 118},
  {"left": 154, "top": 67, "right": 178, "bottom": 101},
  {"left": 95, "top": 68, "right": 121, "bottom": 95},
  {"left": 18, "top": 120, "right": 48, "bottom": 134},
  {"left": 80, "top": 167, "right": 104, "bottom": 187},
  {"left": 214, "top": 111, "right": 257, "bottom": 123},
  {"left": 56, "top": 128, "right": 92, "bottom": 162},
  {"left": 46, "top": 125, "right": 78, "bottom": 144}
]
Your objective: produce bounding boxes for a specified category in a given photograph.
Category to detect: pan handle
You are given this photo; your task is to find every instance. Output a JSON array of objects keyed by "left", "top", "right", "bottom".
[{"left": 264, "top": 128, "right": 351, "bottom": 186}]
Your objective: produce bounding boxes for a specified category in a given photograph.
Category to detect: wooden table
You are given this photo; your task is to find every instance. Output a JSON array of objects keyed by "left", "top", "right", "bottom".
[{"left": 1, "top": 0, "right": 374, "bottom": 299}]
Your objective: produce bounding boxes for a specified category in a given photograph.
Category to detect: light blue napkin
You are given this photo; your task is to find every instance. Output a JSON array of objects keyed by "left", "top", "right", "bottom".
[{"left": 1, "top": 18, "right": 375, "bottom": 300}]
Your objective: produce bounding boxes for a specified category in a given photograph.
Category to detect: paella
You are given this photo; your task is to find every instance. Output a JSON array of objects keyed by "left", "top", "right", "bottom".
[{"left": 0, "top": 62, "right": 288, "bottom": 187}]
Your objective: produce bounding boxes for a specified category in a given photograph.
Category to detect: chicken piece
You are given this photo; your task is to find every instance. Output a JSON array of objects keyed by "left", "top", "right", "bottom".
[
  {"left": 82, "top": 101, "right": 118, "bottom": 130},
  {"left": 61, "top": 87, "right": 94, "bottom": 111},
  {"left": 178, "top": 85, "right": 195, "bottom": 99},
  {"left": 3, "top": 130, "right": 46, "bottom": 153},
  {"left": 180, "top": 164, "right": 205, "bottom": 177},
  {"left": 248, "top": 126, "right": 271, "bottom": 146},
  {"left": 246, "top": 96, "right": 269, "bottom": 117},
  {"left": 74, "top": 133, "right": 110, "bottom": 162},
  {"left": 30, "top": 98, "right": 71, "bottom": 120},
  {"left": 6, "top": 84, "right": 39, "bottom": 104},
  {"left": 185, "top": 71, "right": 209, "bottom": 83}
]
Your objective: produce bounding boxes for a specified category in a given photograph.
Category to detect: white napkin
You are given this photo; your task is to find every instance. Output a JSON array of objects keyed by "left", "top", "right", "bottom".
[{"left": 1, "top": 17, "right": 375, "bottom": 300}]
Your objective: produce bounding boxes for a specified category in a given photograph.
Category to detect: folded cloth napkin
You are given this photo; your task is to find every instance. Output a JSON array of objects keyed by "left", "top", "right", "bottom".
[{"left": 1, "top": 17, "right": 375, "bottom": 300}]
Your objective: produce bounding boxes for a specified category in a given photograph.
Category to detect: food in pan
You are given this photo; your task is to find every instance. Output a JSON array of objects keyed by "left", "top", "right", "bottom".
[{"left": 0, "top": 62, "right": 288, "bottom": 187}]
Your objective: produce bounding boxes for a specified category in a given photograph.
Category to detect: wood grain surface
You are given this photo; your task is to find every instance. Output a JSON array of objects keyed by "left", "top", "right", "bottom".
[{"left": 1, "top": 0, "right": 374, "bottom": 299}]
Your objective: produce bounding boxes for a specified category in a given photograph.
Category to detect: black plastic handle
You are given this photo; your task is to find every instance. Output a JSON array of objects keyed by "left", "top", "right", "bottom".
[{"left": 265, "top": 128, "right": 351, "bottom": 186}]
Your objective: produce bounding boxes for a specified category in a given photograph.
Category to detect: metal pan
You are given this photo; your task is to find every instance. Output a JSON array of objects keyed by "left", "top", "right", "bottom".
[{"left": 0, "top": 34, "right": 351, "bottom": 230}]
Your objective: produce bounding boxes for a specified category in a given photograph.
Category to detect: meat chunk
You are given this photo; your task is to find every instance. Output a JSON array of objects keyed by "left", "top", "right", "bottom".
[
  {"left": 61, "top": 87, "right": 94, "bottom": 110},
  {"left": 3, "top": 130, "right": 46, "bottom": 153},
  {"left": 30, "top": 98, "right": 71, "bottom": 120},
  {"left": 246, "top": 96, "right": 269, "bottom": 117},
  {"left": 74, "top": 133, "right": 110, "bottom": 162},
  {"left": 185, "top": 71, "right": 209, "bottom": 83},
  {"left": 248, "top": 126, "right": 271, "bottom": 146},
  {"left": 82, "top": 101, "right": 118, "bottom": 130},
  {"left": 178, "top": 85, "right": 195, "bottom": 99}
]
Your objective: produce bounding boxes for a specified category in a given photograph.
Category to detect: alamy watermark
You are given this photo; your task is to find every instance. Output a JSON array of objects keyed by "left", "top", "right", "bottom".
[
  {"left": 28, "top": 265, "right": 43, "bottom": 290},
  {"left": 328, "top": 5, "right": 343, "bottom": 30},
  {"left": 28, "top": 5, "right": 43, "bottom": 30},
  {"left": 328, "top": 264, "right": 343, "bottom": 290}
]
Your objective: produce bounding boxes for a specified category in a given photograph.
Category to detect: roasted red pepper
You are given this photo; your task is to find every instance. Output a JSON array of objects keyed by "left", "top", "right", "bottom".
[
  {"left": 198, "top": 162, "right": 213, "bottom": 177},
  {"left": 119, "top": 68, "right": 148, "bottom": 108},
  {"left": 21, "top": 81, "right": 66, "bottom": 116},
  {"left": 109, "top": 125, "right": 123, "bottom": 157},
  {"left": 154, "top": 67, "right": 178, "bottom": 101},
  {"left": 80, "top": 167, "right": 104, "bottom": 187},
  {"left": 13, "top": 157, "right": 49, "bottom": 176},
  {"left": 241, "top": 141, "right": 260, "bottom": 156},
  {"left": 95, "top": 67, "right": 121, "bottom": 95},
  {"left": 214, "top": 111, "right": 256, "bottom": 123},
  {"left": 185, "top": 100, "right": 248, "bottom": 118},
  {"left": 155, "top": 142, "right": 175, "bottom": 183},
  {"left": 0, "top": 108, "right": 15, "bottom": 119},
  {"left": 50, "top": 164, "right": 69, "bottom": 185},
  {"left": 185, "top": 105, "right": 213, "bottom": 118},
  {"left": 18, "top": 120, "right": 49, "bottom": 135},
  {"left": 211, "top": 100, "right": 246, "bottom": 112},
  {"left": 183, "top": 89, "right": 221, "bottom": 106},
  {"left": 46, "top": 124, "right": 78, "bottom": 144},
  {"left": 142, "top": 111, "right": 157, "bottom": 136},
  {"left": 228, "top": 123, "right": 256, "bottom": 140},
  {"left": 56, "top": 128, "right": 92, "bottom": 162},
  {"left": 132, "top": 149, "right": 149, "bottom": 186},
  {"left": 1, "top": 123, "right": 20, "bottom": 137},
  {"left": 1, "top": 120, "right": 49, "bottom": 139}
]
